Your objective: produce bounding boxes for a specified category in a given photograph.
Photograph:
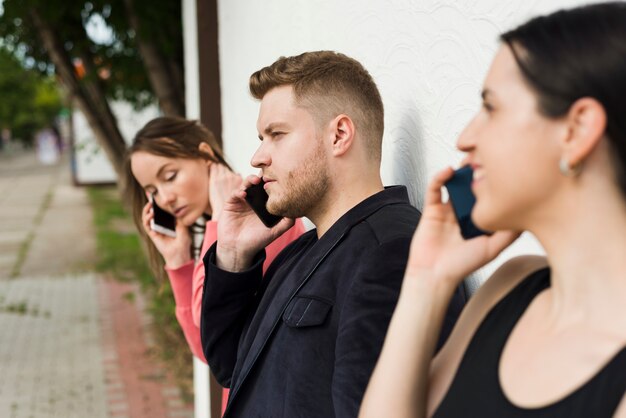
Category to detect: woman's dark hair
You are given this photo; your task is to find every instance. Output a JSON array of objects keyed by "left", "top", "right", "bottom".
[
  {"left": 122, "top": 116, "right": 231, "bottom": 280},
  {"left": 501, "top": 1, "right": 626, "bottom": 195}
]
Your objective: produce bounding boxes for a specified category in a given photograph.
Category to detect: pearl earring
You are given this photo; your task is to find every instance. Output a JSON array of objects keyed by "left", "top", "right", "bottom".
[{"left": 559, "top": 157, "right": 582, "bottom": 177}]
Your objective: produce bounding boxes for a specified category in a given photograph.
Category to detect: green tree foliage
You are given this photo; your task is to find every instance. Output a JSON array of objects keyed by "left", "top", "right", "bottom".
[
  {"left": 0, "top": 0, "right": 182, "bottom": 110},
  {"left": 0, "top": 0, "right": 185, "bottom": 172},
  {"left": 0, "top": 47, "right": 62, "bottom": 144}
]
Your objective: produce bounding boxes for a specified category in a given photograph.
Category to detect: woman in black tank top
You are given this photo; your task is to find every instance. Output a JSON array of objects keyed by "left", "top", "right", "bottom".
[{"left": 361, "top": 3, "right": 626, "bottom": 417}]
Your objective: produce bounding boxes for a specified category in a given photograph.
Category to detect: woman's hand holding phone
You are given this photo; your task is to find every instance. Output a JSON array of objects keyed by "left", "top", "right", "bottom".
[
  {"left": 404, "top": 167, "right": 520, "bottom": 291},
  {"left": 215, "top": 174, "right": 294, "bottom": 272},
  {"left": 142, "top": 199, "right": 192, "bottom": 269}
]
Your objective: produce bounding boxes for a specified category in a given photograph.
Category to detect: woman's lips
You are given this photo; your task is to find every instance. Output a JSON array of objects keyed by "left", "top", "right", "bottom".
[
  {"left": 174, "top": 206, "right": 188, "bottom": 218},
  {"left": 470, "top": 164, "right": 484, "bottom": 183}
]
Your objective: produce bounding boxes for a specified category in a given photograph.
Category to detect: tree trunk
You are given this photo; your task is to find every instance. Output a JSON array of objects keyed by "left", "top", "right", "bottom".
[
  {"left": 29, "top": 7, "right": 127, "bottom": 176},
  {"left": 123, "top": 0, "right": 185, "bottom": 117}
]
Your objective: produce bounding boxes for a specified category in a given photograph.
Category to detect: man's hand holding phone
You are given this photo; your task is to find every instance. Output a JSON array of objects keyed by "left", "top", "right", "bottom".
[{"left": 215, "top": 172, "right": 294, "bottom": 273}]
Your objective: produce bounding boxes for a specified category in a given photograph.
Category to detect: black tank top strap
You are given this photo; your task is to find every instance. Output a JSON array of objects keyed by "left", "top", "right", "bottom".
[
  {"left": 459, "top": 267, "right": 551, "bottom": 369},
  {"left": 479, "top": 266, "right": 551, "bottom": 338}
]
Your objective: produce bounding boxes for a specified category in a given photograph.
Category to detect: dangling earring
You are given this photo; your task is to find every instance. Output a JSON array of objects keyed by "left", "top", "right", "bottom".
[{"left": 559, "top": 157, "right": 582, "bottom": 177}]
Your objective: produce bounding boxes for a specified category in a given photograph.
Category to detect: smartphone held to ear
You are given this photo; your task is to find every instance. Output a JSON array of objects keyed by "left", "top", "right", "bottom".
[
  {"left": 444, "top": 166, "right": 491, "bottom": 240},
  {"left": 245, "top": 181, "right": 283, "bottom": 228},
  {"left": 150, "top": 194, "right": 177, "bottom": 237}
]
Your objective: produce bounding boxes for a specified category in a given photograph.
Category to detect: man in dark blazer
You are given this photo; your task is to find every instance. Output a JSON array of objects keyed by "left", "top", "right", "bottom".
[{"left": 200, "top": 51, "right": 465, "bottom": 417}]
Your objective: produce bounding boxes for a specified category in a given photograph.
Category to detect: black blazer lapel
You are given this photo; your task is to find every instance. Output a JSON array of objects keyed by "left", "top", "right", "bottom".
[{"left": 225, "top": 225, "right": 349, "bottom": 410}]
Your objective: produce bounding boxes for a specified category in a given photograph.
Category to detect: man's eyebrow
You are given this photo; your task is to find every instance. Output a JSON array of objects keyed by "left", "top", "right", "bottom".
[
  {"left": 258, "top": 123, "right": 289, "bottom": 140},
  {"left": 265, "top": 123, "right": 289, "bottom": 134}
]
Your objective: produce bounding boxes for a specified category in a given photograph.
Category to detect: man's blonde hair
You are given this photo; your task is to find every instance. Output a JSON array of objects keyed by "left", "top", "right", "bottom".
[{"left": 249, "top": 51, "right": 384, "bottom": 161}]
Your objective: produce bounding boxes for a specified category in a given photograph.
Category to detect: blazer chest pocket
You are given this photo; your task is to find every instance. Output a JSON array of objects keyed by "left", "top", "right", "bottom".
[{"left": 283, "top": 296, "right": 333, "bottom": 328}]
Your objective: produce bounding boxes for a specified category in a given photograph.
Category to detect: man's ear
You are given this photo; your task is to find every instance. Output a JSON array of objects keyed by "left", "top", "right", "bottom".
[
  {"left": 198, "top": 142, "right": 217, "bottom": 164},
  {"left": 561, "top": 97, "right": 607, "bottom": 166},
  {"left": 330, "top": 114, "right": 355, "bottom": 157}
]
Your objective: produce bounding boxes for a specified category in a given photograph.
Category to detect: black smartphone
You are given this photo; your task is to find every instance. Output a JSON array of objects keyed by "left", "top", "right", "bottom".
[
  {"left": 245, "top": 181, "right": 283, "bottom": 228},
  {"left": 150, "top": 194, "right": 177, "bottom": 237},
  {"left": 444, "top": 166, "right": 491, "bottom": 239}
]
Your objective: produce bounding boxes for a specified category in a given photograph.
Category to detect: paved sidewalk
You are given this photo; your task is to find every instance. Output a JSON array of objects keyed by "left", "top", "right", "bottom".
[
  {"left": 0, "top": 151, "right": 61, "bottom": 279},
  {"left": 0, "top": 274, "right": 109, "bottom": 417},
  {"left": 0, "top": 150, "right": 193, "bottom": 418}
]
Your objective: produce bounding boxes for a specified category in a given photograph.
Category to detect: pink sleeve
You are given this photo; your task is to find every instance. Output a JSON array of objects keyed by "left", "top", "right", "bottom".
[
  {"left": 165, "top": 261, "right": 207, "bottom": 362},
  {"left": 191, "top": 221, "right": 219, "bottom": 328},
  {"left": 191, "top": 218, "right": 307, "bottom": 328},
  {"left": 263, "top": 218, "right": 306, "bottom": 271}
]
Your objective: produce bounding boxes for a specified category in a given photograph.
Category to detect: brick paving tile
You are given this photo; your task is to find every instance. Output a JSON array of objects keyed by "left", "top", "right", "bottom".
[{"left": 98, "top": 278, "right": 193, "bottom": 418}]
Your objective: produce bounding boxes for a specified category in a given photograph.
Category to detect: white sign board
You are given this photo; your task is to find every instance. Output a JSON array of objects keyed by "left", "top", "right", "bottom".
[{"left": 72, "top": 101, "right": 160, "bottom": 184}]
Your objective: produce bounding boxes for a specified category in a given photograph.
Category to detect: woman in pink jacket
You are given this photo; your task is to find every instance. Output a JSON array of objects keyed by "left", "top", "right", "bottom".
[{"left": 123, "top": 116, "right": 304, "bottom": 414}]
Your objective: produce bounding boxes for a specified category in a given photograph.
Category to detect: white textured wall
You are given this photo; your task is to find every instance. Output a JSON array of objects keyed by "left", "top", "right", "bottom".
[{"left": 217, "top": 0, "right": 607, "bottom": 284}]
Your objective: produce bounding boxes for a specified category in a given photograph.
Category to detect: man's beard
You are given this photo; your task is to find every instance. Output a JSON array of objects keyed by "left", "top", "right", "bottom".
[{"left": 266, "top": 142, "right": 330, "bottom": 219}]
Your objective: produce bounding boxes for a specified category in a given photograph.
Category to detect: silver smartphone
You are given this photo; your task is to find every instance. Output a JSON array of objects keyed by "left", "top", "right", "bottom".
[{"left": 150, "top": 194, "right": 177, "bottom": 237}]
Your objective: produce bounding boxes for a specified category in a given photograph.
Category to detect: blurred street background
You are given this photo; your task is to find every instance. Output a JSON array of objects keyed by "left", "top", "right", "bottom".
[
  {"left": 0, "top": 0, "right": 203, "bottom": 416},
  {"left": 0, "top": 146, "right": 194, "bottom": 418}
]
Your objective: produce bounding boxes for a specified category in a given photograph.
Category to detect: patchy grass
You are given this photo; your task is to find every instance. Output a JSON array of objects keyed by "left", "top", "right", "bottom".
[
  {"left": 2, "top": 300, "right": 27, "bottom": 314},
  {"left": 86, "top": 186, "right": 193, "bottom": 402},
  {"left": 10, "top": 232, "right": 34, "bottom": 278},
  {"left": 10, "top": 190, "right": 54, "bottom": 278},
  {"left": 0, "top": 299, "right": 44, "bottom": 317}
]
